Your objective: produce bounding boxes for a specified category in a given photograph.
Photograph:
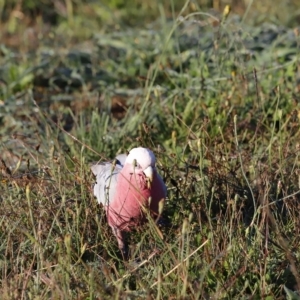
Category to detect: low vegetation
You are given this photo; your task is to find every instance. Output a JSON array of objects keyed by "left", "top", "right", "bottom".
[{"left": 1, "top": 0, "right": 300, "bottom": 299}]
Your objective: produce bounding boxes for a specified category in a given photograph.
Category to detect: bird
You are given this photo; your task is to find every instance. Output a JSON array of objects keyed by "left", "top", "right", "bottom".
[{"left": 91, "top": 147, "right": 167, "bottom": 258}]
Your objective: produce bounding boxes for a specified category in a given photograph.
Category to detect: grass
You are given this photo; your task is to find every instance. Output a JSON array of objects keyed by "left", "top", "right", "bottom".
[{"left": 1, "top": 0, "right": 300, "bottom": 299}]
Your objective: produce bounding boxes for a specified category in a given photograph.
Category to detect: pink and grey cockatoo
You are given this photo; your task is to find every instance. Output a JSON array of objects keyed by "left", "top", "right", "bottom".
[{"left": 91, "top": 147, "right": 167, "bottom": 257}]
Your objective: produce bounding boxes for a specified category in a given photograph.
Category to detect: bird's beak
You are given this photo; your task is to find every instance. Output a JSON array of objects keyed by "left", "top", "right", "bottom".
[{"left": 143, "top": 166, "right": 153, "bottom": 188}]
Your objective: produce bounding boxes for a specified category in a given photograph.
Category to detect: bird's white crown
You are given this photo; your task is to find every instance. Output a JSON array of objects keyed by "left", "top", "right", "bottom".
[{"left": 125, "top": 147, "right": 156, "bottom": 170}]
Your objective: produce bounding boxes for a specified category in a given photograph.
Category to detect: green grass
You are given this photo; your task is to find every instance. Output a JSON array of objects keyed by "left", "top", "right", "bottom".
[{"left": 1, "top": 1, "right": 300, "bottom": 299}]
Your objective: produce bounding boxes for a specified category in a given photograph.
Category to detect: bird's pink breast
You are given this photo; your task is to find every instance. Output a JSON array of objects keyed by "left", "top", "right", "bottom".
[{"left": 107, "top": 164, "right": 165, "bottom": 231}]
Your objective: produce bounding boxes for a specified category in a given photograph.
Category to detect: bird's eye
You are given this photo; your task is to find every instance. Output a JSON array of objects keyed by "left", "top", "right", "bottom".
[{"left": 132, "top": 159, "right": 138, "bottom": 167}]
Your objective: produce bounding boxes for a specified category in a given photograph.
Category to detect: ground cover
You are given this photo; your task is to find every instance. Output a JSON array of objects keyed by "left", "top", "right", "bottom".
[{"left": 1, "top": 1, "right": 300, "bottom": 299}]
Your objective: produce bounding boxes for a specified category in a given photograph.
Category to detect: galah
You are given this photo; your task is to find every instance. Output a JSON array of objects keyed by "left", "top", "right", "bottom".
[{"left": 91, "top": 147, "right": 167, "bottom": 258}]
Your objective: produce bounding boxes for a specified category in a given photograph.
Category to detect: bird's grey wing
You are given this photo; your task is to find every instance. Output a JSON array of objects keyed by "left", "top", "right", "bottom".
[
  {"left": 91, "top": 162, "right": 122, "bottom": 206},
  {"left": 157, "top": 173, "right": 167, "bottom": 197},
  {"left": 115, "top": 153, "right": 127, "bottom": 167}
]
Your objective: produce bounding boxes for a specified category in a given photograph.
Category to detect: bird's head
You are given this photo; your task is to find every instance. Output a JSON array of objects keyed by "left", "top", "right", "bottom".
[{"left": 125, "top": 147, "right": 156, "bottom": 186}]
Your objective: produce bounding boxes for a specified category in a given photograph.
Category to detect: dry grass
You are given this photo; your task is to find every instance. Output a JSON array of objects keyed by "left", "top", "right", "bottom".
[{"left": 1, "top": 1, "right": 300, "bottom": 299}]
